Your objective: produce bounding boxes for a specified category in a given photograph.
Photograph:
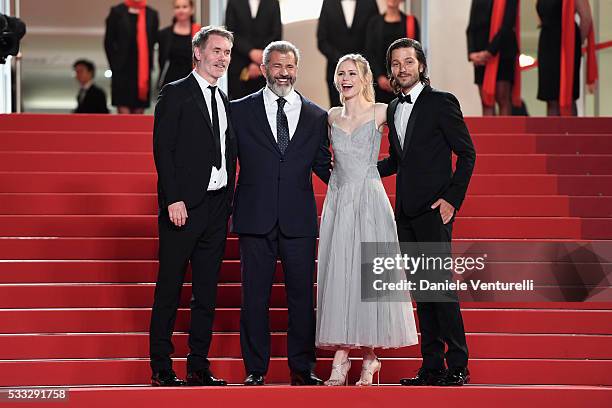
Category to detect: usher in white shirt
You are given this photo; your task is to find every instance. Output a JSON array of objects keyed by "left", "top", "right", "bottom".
[
  {"left": 263, "top": 85, "right": 302, "bottom": 142},
  {"left": 340, "top": 0, "right": 357, "bottom": 29},
  {"left": 248, "top": 0, "right": 260, "bottom": 19},
  {"left": 192, "top": 70, "right": 228, "bottom": 191},
  {"left": 394, "top": 81, "right": 425, "bottom": 149}
]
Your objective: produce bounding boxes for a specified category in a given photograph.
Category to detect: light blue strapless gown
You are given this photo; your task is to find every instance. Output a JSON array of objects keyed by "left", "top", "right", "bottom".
[{"left": 316, "top": 119, "right": 418, "bottom": 349}]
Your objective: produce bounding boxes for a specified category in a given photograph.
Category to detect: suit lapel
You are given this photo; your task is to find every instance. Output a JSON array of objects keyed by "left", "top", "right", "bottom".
[
  {"left": 334, "top": 0, "right": 350, "bottom": 31},
  {"left": 387, "top": 98, "right": 402, "bottom": 157},
  {"left": 252, "top": 89, "right": 282, "bottom": 155},
  {"left": 401, "top": 85, "right": 430, "bottom": 159},
  {"left": 187, "top": 74, "right": 213, "bottom": 133}
]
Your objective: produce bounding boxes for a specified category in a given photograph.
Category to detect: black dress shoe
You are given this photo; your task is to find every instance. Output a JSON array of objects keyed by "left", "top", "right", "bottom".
[
  {"left": 151, "top": 369, "right": 187, "bottom": 387},
  {"left": 436, "top": 367, "right": 470, "bottom": 386},
  {"left": 244, "top": 373, "right": 265, "bottom": 386},
  {"left": 186, "top": 369, "right": 228, "bottom": 386},
  {"left": 399, "top": 368, "right": 447, "bottom": 386},
  {"left": 290, "top": 371, "right": 324, "bottom": 386}
]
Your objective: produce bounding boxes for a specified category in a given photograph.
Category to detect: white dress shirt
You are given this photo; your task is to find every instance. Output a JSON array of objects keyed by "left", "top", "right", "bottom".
[
  {"left": 248, "top": 0, "right": 260, "bottom": 19},
  {"left": 192, "top": 70, "right": 228, "bottom": 191},
  {"left": 263, "top": 85, "right": 302, "bottom": 142},
  {"left": 394, "top": 81, "right": 425, "bottom": 149},
  {"left": 340, "top": 0, "right": 357, "bottom": 29}
]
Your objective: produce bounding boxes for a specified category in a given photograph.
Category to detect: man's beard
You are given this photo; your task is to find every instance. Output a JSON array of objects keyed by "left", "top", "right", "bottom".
[
  {"left": 396, "top": 73, "right": 420, "bottom": 92},
  {"left": 266, "top": 72, "right": 296, "bottom": 97}
]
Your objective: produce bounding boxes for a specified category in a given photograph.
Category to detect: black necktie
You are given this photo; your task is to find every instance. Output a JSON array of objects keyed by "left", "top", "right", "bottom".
[
  {"left": 78, "top": 88, "right": 86, "bottom": 104},
  {"left": 208, "top": 85, "right": 222, "bottom": 168},
  {"left": 398, "top": 93, "right": 412, "bottom": 104},
  {"left": 277, "top": 97, "right": 289, "bottom": 155}
]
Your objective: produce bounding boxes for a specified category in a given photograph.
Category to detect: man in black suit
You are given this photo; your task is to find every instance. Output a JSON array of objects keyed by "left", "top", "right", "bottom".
[
  {"left": 378, "top": 38, "right": 476, "bottom": 387},
  {"left": 316, "top": 0, "right": 379, "bottom": 107},
  {"left": 72, "top": 59, "right": 109, "bottom": 114},
  {"left": 150, "top": 26, "right": 237, "bottom": 387},
  {"left": 225, "top": 0, "right": 282, "bottom": 100},
  {"left": 230, "top": 41, "right": 332, "bottom": 386}
]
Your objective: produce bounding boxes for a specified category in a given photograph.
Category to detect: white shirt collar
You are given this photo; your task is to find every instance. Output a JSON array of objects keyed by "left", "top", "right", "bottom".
[
  {"left": 401, "top": 81, "right": 425, "bottom": 103},
  {"left": 192, "top": 69, "right": 217, "bottom": 90},
  {"left": 263, "top": 85, "right": 299, "bottom": 106}
]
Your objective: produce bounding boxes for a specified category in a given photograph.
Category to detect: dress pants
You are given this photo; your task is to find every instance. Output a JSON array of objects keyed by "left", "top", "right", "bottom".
[
  {"left": 239, "top": 225, "right": 317, "bottom": 375},
  {"left": 149, "top": 188, "right": 228, "bottom": 373},
  {"left": 396, "top": 209, "right": 469, "bottom": 370}
]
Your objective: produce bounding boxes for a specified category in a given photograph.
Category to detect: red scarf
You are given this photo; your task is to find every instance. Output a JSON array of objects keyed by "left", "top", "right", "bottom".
[
  {"left": 560, "top": 0, "right": 598, "bottom": 115},
  {"left": 125, "top": 0, "right": 149, "bottom": 102},
  {"left": 406, "top": 15, "right": 416, "bottom": 39},
  {"left": 482, "top": 0, "right": 521, "bottom": 108}
]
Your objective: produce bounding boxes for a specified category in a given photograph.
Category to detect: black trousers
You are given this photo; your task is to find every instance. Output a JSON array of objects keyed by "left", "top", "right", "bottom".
[
  {"left": 396, "top": 209, "right": 469, "bottom": 370},
  {"left": 239, "top": 225, "right": 317, "bottom": 375},
  {"left": 149, "top": 188, "right": 228, "bottom": 373}
]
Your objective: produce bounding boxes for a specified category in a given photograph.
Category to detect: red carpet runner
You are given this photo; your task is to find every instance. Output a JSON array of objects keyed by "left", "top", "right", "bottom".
[{"left": 0, "top": 114, "right": 610, "bottom": 406}]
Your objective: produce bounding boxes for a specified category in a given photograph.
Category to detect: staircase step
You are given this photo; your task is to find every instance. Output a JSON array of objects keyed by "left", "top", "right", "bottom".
[
  {"left": 1, "top": 357, "right": 611, "bottom": 386},
  {"left": 4, "top": 131, "right": 612, "bottom": 155},
  {"left": 2, "top": 194, "right": 611, "bottom": 218},
  {"left": 13, "top": 386, "right": 611, "bottom": 408},
  {"left": 3, "top": 152, "right": 612, "bottom": 175},
  {"left": 1, "top": 332, "right": 610, "bottom": 360},
  {"left": 2, "top": 308, "right": 610, "bottom": 334},
  {"left": 2, "top": 172, "right": 612, "bottom": 196},
  {"left": 1, "top": 215, "right": 611, "bottom": 239},
  {"left": 0, "top": 282, "right": 607, "bottom": 307},
  {"left": 1, "top": 260, "right": 609, "bottom": 285}
]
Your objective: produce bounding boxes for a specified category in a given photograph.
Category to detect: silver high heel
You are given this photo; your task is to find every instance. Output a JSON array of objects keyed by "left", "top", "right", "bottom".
[
  {"left": 324, "top": 359, "right": 351, "bottom": 386},
  {"left": 356, "top": 358, "right": 381, "bottom": 386}
]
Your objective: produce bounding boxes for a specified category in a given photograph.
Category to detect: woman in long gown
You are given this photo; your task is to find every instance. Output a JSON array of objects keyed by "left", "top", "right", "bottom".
[{"left": 316, "top": 54, "right": 418, "bottom": 386}]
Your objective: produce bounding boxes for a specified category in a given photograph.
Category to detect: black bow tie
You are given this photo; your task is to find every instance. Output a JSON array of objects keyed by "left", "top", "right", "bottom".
[{"left": 398, "top": 93, "right": 412, "bottom": 104}]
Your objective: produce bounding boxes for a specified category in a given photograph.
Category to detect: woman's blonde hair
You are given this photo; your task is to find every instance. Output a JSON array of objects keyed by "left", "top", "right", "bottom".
[{"left": 334, "top": 54, "right": 375, "bottom": 104}]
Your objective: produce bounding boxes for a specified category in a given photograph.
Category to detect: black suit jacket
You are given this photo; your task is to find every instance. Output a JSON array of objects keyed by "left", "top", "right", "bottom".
[
  {"left": 378, "top": 85, "right": 476, "bottom": 217},
  {"left": 317, "top": 0, "right": 379, "bottom": 78},
  {"left": 466, "top": 0, "right": 518, "bottom": 59},
  {"left": 104, "top": 4, "right": 158, "bottom": 74},
  {"left": 225, "top": 0, "right": 282, "bottom": 94},
  {"left": 74, "top": 84, "right": 109, "bottom": 114},
  {"left": 230, "top": 89, "right": 332, "bottom": 237},
  {"left": 153, "top": 74, "right": 237, "bottom": 213}
]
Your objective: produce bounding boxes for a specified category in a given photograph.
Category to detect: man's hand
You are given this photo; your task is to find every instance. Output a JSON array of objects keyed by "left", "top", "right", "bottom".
[
  {"left": 168, "top": 201, "right": 188, "bottom": 227},
  {"left": 377, "top": 75, "right": 392, "bottom": 92},
  {"left": 431, "top": 199, "right": 455, "bottom": 225},
  {"left": 247, "top": 62, "right": 262, "bottom": 79},
  {"left": 249, "top": 49, "right": 264, "bottom": 65}
]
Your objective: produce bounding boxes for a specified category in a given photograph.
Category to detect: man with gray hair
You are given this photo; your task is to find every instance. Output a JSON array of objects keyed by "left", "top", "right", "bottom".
[
  {"left": 230, "top": 40, "right": 332, "bottom": 386},
  {"left": 150, "top": 25, "right": 237, "bottom": 387}
]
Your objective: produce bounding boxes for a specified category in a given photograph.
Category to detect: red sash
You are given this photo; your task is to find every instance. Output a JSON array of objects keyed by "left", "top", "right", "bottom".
[
  {"left": 406, "top": 15, "right": 416, "bottom": 39},
  {"left": 482, "top": 0, "right": 522, "bottom": 108},
  {"left": 125, "top": 0, "right": 149, "bottom": 102},
  {"left": 560, "top": 0, "right": 598, "bottom": 115}
]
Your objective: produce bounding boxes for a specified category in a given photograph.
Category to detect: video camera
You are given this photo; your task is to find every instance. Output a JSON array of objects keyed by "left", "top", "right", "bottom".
[{"left": 0, "top": 13, "right": 26, "bottom": 64}]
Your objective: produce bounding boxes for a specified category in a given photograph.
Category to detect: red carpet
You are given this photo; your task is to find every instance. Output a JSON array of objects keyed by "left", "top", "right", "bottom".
[{"left": 0, "top": 114, "right": 610, "bottom": 402}]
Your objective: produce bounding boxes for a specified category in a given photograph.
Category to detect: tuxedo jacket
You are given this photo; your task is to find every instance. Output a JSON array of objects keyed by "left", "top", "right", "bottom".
[
  {"left": 225, "top": 0, "right": 282, "bottom": 75},
  {"left": 317, "top": 0, "right": 379, "bottom": 78},
  {"left": 74, "top": 84, "right": 109, "bottom": 114},
  {"left": 153, "top": 73, "right": 237, "bottom": 213},
  {"left": 230, "top": 89, "right": 332, "bottom": 237},
  {"left": 104, "top": 4, "right": 158, "bottom": 74},
  {"left": 377, "top": 85, "right": 476, "bottom": 217}
]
